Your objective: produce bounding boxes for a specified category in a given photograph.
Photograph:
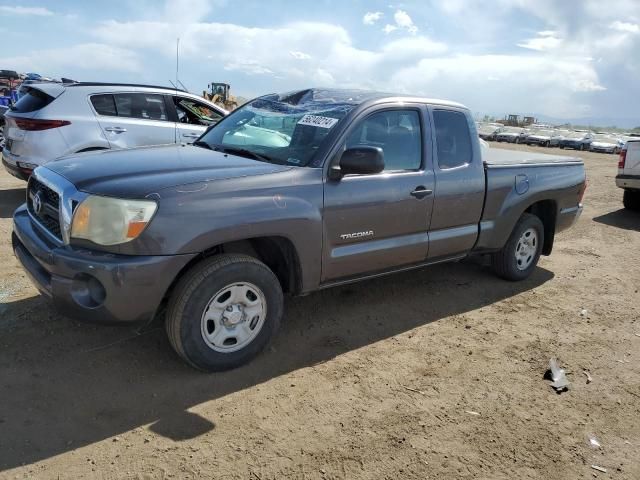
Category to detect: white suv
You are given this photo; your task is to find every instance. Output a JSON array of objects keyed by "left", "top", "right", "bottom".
[{"left": 2, "top": 82, "right": 227, "bottom": 180}]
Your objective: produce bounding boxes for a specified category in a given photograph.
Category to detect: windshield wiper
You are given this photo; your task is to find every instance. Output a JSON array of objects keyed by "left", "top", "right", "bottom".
[
  {"left": 192, "top": 140, "right": 213, "bottom": 150},
  {"left": 214, "top": 145, "right": 277, "bottom": 164}
]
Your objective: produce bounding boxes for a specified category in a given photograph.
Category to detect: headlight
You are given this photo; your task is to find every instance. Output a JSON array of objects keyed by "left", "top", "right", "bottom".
[{"left": 71, "top": 195, "right": 157, "bottom": 245}]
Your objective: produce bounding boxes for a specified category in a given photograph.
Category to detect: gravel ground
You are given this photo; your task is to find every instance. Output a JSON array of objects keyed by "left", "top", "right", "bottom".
[{"left": 0, "top": 143, "right": 638, "bottom": 479}]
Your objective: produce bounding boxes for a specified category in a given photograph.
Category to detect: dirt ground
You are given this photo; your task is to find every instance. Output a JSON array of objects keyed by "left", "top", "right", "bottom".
[{"left": 0, "top": 143, "right": 638, "bottom": 480}]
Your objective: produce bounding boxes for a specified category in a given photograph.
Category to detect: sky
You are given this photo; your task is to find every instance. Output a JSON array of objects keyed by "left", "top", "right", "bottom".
[{"left": 0, "top": 0, "right": 639, "bottom": 125}]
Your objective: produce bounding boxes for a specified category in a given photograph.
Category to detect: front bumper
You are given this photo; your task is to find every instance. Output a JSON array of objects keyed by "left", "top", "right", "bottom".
[
  {"left": 616, "top": 174, "right": 640, "bottom": 191},
  {"left": 12, "top": 206, "right": 196, "bottom": 323},
  {"left": 2, "top": 154, "right": 32, "bottom": 181},
  {"left": 590, "top": 146, "right": 616, "bottom": 153}
]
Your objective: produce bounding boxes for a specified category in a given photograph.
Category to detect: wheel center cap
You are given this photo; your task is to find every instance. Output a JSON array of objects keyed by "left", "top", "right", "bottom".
[{"left": 222, "top": 304, "right": 244, "bottom": 326}]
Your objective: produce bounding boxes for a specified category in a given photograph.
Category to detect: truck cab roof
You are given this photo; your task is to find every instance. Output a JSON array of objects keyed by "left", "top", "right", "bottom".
[{"left": 270, "top": 88, "right": 468, "bottom": 110}]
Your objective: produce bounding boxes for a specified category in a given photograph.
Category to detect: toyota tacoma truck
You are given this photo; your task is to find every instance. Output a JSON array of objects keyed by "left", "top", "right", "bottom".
[
  {"left": 12, "top": 89, "right": 586, "bottom": 371},
  {"left": 617, "top": 138, "right": 640, "bottom": 210}
]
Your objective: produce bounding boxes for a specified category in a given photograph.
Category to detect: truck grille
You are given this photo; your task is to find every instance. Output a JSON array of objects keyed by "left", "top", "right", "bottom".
[{"left": 27, "top": 177, "right": 62, "bottom": 241}]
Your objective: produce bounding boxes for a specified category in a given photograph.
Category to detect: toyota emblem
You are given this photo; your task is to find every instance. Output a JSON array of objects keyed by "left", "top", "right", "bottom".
[{"left": 32, "top": 191, "right": 43, "bottom": 215}]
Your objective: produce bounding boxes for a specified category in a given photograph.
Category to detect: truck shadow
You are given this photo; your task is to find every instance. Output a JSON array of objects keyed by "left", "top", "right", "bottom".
[
  {"left": 593, "top": 209, "right": 640, "bottom": 232},
  {"left": 0, "top": 187, "right": 25, "bottom": 218},
  {"left": 0, "top": 261, "right": 553, "bottom": 470}
]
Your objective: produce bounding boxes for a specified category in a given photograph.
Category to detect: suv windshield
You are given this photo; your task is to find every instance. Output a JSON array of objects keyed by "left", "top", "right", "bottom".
[{"left": 198, "top": 94, "right": 357, "bottom": 166}]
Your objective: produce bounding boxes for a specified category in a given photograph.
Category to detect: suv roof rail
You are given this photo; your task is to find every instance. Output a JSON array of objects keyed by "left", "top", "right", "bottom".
[{"left": 66, "top": 82, "right": 186, "bottom": 92}]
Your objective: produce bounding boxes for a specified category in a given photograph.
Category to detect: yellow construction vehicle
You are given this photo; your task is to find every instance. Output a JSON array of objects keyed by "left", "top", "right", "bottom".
[{"left": 202, "top": 82, "right": 239, "bottom": 111}]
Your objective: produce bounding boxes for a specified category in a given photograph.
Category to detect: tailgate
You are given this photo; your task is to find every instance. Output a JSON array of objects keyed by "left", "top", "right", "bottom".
[
  {"left": 4, "top": 84, "right": 65, "bottom": 157},
  {"left": 623, "top": 141, "right": 640, "bottom": 175}
]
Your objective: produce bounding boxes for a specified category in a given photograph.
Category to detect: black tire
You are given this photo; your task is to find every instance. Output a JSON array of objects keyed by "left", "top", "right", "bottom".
[
  {"left": 559, "top": 145, "right": 565, "bottom": 149},
  {"left": 544, "top": 141, "right": 550, "bottom": 147},
  {"left": 492, "top": 213, "right": 544, "bottom": 281},
  {"left": 579, "top": 144, "right": 585, "bottom": 151},
  {"left": 623, "top": 190, "right": 640, "bottom": 211},
  {"left": 166, "top": 254, "right": 283, "bottom": 372}
]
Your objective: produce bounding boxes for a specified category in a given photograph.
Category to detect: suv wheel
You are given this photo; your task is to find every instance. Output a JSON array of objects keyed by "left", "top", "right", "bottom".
[
  {"left": 166, "top": 254, "right": 283, "bottom": 371},
  {"left": 623, "top": 190, "right": 640, "bottom": 211},
  {"left": 492, "top": 213, "right": 544, "bottom": 281}
]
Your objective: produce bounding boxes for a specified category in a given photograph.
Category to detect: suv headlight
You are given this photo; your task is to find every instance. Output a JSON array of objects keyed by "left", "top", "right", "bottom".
[{"left": 71, "top": 195, "right": 157, "bottom": 245}]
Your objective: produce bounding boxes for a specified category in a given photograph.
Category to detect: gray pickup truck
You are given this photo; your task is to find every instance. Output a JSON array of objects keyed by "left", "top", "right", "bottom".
[{"left": 12, "top": 88, "right": 586, "bottom": 371}]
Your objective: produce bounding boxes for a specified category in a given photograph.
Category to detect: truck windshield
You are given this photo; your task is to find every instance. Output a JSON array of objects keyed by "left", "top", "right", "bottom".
[{"left": 198, "top": 95, "right": 356, "bottom": 166}]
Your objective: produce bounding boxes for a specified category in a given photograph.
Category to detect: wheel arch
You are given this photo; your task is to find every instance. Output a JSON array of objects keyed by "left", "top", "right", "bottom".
[
  {"left": 155, "top": 235, "right": 303, "bottom": 321},
  {"left": 524, "top": 199, "right": 557, "bottom": 255}
]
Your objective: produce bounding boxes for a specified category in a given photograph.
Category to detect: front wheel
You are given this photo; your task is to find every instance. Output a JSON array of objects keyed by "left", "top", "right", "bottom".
[
  {"left": 166, "top": 254, "right": 283, "bottom": 371},
  {"left": 492, "top": 213, "right": 544, "bottom": 281}
]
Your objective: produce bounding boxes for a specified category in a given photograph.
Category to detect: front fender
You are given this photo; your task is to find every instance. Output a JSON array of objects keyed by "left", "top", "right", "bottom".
[{"left": 123, "top": 168, "right": 325, "bottom": 292}]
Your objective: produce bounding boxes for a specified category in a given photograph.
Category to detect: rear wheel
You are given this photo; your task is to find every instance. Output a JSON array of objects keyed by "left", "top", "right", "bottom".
[
  {"left": 623, "top": 190, "right": 640, "bottom": 211},
  {"left": 492, "top": 213, "right": 544, "bottom": 281},
  {"left": 544, "top": 141, "right": 550, "bottom": 147},
  {"left": 166, "top": 254, "right": 283, "bottom": 371}
]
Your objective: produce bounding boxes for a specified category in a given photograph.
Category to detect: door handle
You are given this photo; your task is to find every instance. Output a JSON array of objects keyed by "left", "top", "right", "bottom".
[
  {"left": 182, "top": 133, "right": 201, "bottom": 138},
  {"left": 104, "top": 127, "right": 127, "bottom": 133},
  {"left": 410, "top": 187, "right": 433, "bottom": 199}
]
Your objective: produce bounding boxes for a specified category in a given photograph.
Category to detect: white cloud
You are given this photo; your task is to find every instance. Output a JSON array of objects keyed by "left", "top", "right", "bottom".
[
  {"left": 289, "top": 50, "right": 311, "bottom": 60},
  {"left": 0, "top": 44, "right": 140, "bottom": 74},
  {"left": 382, "top": 36, "right": 448, "bottom": 57},
  {"left": 363, "top": 11, "right": 383, "bottom": 25},
  {"left": 389, "top": 54, "right": 606, "bottom": 117},
  {"left": 610, "top": 20, "right": 639, "bottom": 33},
  {"left": 0, "top": 6, "right": 53, "bottom": 16},
  {"left": 381, "top": 9, "right": 419, "bottom": 35},
  {"left": 382, "top": 24, "right": 397, "bottom": 34},
  {"left": 517, "top": 31, "right": 562, "bottom": 50},
  {"left": 393, "top": 9, "right": 418, "bottom": 35}
]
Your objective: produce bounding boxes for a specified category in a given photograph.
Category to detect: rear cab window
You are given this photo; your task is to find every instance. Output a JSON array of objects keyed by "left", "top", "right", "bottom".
[
  {"left": 433, "top": 110, "right": 473, "bottom": 169},
  {"left": 11, "top": 87, "right": 54, "bottom": 113}
]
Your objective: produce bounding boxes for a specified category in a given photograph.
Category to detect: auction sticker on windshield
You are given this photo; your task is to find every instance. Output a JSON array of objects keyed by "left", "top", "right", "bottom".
[{"left": 298, "top": 114, "right": 339, "bottom": 129}]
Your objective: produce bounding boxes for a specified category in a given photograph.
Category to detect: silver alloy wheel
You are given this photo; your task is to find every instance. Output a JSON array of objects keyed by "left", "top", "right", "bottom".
[
  {"left": 515, "top": 227, "right": 538, "bottom": 271},
  {"left": 200, "top": 282, "right": 267, "bottom": 353}
]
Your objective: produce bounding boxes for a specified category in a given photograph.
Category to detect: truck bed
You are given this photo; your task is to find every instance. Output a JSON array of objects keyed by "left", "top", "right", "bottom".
[{"left": 483, "top": 148, "right": 583, "bottom": 167}]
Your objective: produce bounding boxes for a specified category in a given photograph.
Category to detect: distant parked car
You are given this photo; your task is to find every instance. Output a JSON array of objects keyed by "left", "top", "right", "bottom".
[
  {"left": 590, "top": 134, "right": 623, "bottom": 154},
  {"left": 559, "top": 131, "right": 593, "bottom": 151},
  {"left": 2, "top": 82, "right": 227, "bottom": 180},
  {"left": 477, "top": 122, "right": 503, "bottom": 141},
  {"left": 495, "top": 126, "right": 527, "bottom": 143},
  {"left": 525, "top": 129, "right": 561, "bottom": 147}
]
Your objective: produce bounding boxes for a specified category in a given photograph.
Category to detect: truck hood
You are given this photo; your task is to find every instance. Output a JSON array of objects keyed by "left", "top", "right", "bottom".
[{"left": 44, "top": 144, "right": 291, "bottom": 198}]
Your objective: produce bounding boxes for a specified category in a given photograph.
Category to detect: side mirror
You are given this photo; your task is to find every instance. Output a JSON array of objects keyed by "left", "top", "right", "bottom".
[{"left": 332, "top": 146, "right": 384, "bottom": 178}]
